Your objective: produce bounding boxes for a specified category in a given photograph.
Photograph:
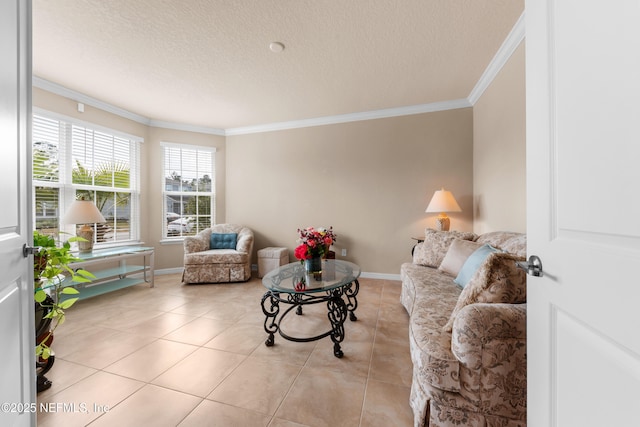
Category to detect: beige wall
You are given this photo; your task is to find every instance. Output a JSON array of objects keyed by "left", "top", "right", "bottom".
[
  {"left": 35, "top": 58, "right": 526, "bottom": 276},
  {"left": 473, "top": 42, "right": 526, "bottom": 234},
  {"left": 226, "top": 109, "right": 474, "bottom": 275}
]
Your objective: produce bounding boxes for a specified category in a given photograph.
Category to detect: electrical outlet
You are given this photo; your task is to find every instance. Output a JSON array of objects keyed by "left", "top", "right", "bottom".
[{"left": 341, "top": 249, "right": 347, "bottom": 257}]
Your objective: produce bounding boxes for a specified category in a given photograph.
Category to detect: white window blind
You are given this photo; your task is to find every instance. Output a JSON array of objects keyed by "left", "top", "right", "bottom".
[
  {"left": 162, "top": 142, "right": 215, "bottom": 239},
  {"left": 33, "top": 112, "right": 141, "bottom": 246},
  {"left": 33, "top": 115, "right": 64, "bottom": 234}
]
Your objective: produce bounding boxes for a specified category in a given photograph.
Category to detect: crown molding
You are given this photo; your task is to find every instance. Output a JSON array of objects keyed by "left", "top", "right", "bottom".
[
  {"left": 224, "top": 99, "right": 472, "bottom": 136},
  {"left": 32, "top": 77, "right": 227, "bottom": 136},
  {"left": 33, "top": 75, "right": 472, "bottom": 135},
  {"left": 467, "top": 11, "right": 525, "bottom": 105},
  {"left": 33, "top": 76, "right": 152, "bottom": 125},
  {"left": 149, "top": 119, "right": 226, "bottom": 136}
]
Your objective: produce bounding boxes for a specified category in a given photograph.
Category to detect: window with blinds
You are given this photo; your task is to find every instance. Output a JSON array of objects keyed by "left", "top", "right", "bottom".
[
  {"left": 162, "top": 142, "right": 215, "bottom": 239},
  {"left": 33, "top": 112, "right": 141, "bottom": 246}
]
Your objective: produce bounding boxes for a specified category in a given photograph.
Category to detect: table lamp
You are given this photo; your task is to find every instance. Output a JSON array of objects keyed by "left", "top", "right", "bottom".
[
  {"left": 425, "top": 188, "right": 461, "bottom": 231},
  {"left": 62, "top": 199, "right": 106, "bottom": 253}
]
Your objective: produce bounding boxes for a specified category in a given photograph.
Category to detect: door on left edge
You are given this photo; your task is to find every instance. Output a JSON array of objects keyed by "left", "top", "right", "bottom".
[{"left": 0, "top": 0, "right": 36, "bottom": 426}]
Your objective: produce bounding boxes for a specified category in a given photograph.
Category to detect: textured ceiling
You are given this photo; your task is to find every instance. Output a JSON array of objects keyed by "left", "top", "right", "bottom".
[{"left": 33, "top": 0, "right": 524, "bottom": 131}]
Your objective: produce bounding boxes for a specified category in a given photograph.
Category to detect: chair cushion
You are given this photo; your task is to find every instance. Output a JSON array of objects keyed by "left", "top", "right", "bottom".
[
  {"left": 406, "top": 266, "right": 464, "bottom": 392},
  {"left": 210, "top": 233, "right": 237, "bottom": 249},
  {"left": 184, "top": 250, "right": 248, "bottom": 265}
]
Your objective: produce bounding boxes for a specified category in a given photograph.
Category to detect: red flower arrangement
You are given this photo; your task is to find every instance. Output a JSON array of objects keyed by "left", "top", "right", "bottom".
[{"left": 294, "top": 226, "right": 337, "bottom": 260}]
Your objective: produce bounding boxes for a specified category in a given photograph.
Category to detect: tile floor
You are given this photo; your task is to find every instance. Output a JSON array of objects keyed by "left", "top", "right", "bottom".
[{"left": 36, "top": 273, "right": 413, "bottom": 427}]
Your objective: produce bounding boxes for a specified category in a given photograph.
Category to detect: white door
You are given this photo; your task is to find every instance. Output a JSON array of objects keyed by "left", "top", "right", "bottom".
[
  {"left": 0, "top": 0, "right": 35, "bottom": 426},
  {"left": 526, "top": 1, "right": 640, "bottom": 426}
]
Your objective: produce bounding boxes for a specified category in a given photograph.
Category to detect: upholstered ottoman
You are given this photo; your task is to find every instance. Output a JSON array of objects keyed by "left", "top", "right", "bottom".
[{"left": 258, "top": 247, "right": 289, "bottom": 278}]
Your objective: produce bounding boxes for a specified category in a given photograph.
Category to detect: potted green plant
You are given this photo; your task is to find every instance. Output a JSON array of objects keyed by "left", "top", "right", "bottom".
[{"left": 33, "top": 230, "right": 95, "bottom": 360}]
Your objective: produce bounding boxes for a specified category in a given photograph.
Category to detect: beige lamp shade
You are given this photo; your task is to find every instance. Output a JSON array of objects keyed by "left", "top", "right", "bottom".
[
  {"left": 62, "top": 200, "right": 106, "bottom": 225},
  {"left": 62, "top": 199, "right": 106, "bottom": 253},
  {"left": 425, "top": 188, "right": 461, "bottom": 231}
]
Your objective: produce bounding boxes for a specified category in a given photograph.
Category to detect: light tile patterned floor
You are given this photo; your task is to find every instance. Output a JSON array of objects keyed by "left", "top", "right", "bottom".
[{"left": 36, "top": 273, "right": 413, "bottom": 427}]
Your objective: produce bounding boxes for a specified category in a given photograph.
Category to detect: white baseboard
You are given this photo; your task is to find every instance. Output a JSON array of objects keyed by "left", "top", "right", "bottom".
[
  {"left": 151, "top": 267, "right": 400, "bottom": 281},
  {"left": 155, "top": 267, "right": 184, "bottom": 276},
  {"left": 360, "top": 272, "right": 401, "bottom": 281}
]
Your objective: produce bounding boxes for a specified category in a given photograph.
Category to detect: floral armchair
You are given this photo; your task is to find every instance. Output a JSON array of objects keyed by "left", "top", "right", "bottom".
[{"left": 182, "top": 224, "right": 254, "bottom": 284}]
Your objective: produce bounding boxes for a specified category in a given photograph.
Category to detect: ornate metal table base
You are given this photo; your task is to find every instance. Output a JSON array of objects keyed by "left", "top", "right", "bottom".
[{"left": 261, "top": 279, "right": 359, "bottom": 358}]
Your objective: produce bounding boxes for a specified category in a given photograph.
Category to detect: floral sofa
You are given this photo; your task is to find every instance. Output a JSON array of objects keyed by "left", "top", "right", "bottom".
[
  {"left": 401, "top": 229, "right": 527, "bottom": 427},
  {"left": 182, "top": 224, "right": 254, "bottom": 284}
]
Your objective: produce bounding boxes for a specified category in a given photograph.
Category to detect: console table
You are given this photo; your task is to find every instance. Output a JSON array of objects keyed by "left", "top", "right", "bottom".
[{"left": 62, "top": 246, "right": 155, "bottom": 300}]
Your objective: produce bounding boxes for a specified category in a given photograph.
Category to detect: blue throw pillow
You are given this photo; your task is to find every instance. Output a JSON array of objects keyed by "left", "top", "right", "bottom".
[
  {"left": 454, "top": 244, "right": 498, "bottom": 288},
  {"left": 210, "top": 233, "right": 238, "bottom": 249}
]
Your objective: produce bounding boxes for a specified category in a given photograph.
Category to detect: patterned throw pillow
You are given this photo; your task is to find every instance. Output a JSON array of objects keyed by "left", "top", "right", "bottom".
[
  {"left": 476, "top": 231, "right": 527, "bottom": 258},
  {"left": 438, "top": 239, "right": 484, "bottom": 277},
  {"left": 413, "top": 229, "right": 477, "bottom": 268},
  {"left": 443, "top": 251, "right": 526, "bottom": 332}
]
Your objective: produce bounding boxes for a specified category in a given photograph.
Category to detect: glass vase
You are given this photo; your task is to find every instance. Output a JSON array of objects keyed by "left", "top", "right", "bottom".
[{"left": 304, "top": 256, "right": 323, "bottom": 275}]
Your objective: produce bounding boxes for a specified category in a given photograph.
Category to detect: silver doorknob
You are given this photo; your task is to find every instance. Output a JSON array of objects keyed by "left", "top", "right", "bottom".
[
  {"left": 516, "top": 255, "right": 543, "bottom": 277},
  {"left": 23, "top": 244, "right": 42, "bottom": 258}
]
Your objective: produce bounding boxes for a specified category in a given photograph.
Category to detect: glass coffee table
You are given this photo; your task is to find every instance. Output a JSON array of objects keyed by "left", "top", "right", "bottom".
[{"left": 261, "top": 259, "right": 360, "bottom": 358}]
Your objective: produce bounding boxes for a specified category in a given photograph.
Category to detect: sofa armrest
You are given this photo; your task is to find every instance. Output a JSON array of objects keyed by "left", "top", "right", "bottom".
[
  {"left": 235, "top": 228, "right": 254, "bottom": 254},
  {"left": 450, "top": 303, "right": 527, "bottom": 417},
  {"left": 451, "top": 303, "right": 526, "bottom": 370},
  {"left": 184, "top": 232, "right": 210, "bottom": 254}
]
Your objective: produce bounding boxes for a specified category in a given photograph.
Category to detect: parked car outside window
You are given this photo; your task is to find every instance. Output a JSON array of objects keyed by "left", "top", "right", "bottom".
[{"left": 167, "top": 217, "right": 193, "bottom": 235}]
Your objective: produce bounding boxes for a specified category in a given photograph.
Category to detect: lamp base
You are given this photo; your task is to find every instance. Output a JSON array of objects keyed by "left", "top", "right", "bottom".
[
  {"left": 77, "top": 225, "right": 94, "bottom": 253},
  {"left": 434, "top": 215, "right": 451, "bottom": 231}
]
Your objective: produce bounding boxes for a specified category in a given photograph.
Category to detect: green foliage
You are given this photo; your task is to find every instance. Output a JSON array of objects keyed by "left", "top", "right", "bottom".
[
  {"left": 74, "top": 158, "right": 131, "bottom": 218},
  {"left": 32, "top": 148, "right": 59, "bottom": 181},
  {"left": 72, "top": 159, "right": 130, "bottom": 188},
  {"left": 183, "top": 195, "right": 212, "bottom": 216},
  {"left": 34, "top": 230, "right": 95, "bottom": 360},
  {"left": 33, "top": 230, "right": 56, "bottom": 247}
]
